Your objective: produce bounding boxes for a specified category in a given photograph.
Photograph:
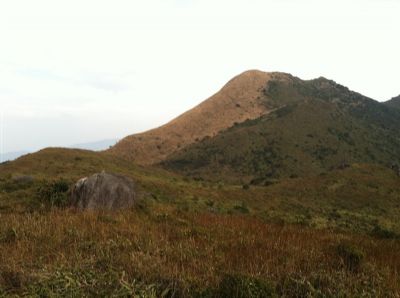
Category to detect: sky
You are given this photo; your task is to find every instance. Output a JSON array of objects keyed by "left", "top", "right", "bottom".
[{"left": 0, "top": 0, "right": 399, "bottom": 153}]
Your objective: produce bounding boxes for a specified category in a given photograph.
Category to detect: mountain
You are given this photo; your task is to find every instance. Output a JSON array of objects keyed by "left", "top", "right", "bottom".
[
  {"left": 108, "top": 70, "right": 291, "bottom": 164},
  {"left": 108, "top": 69, "right": 400, "bottom": 182},
  {"left": 69, "top": 138, "right": 118, "bottom": 151},
  {"left": 2, "top": 71, "right": 400, "bottom": 296},
  {"left": 161, "top": 72, "right": 400, "bottom": 181},
  {"left": 385, "top": 95, "right": 400, "bottom": 110}
]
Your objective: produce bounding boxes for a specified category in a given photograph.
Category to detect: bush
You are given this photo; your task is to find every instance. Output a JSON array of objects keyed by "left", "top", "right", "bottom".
[
  {"left": 372, "top": 225, "right": 399, "bottom": 239},
  {"left": 337, "top": 243, "right": 365, "bottom": 272},
  {"left": 217, "top": 274, "right": 277, "bottom": 298},
  {"left": 36, "top": 179, "right": 70, "bottom": 208},
  {"left": 233, "top": 202, "right": 250, "bottom": 214}
]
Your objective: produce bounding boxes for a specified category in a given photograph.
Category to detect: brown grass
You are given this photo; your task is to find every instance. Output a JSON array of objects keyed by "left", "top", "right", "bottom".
[{"left": 1, "top": 209, "right": 399, "bottom": 297}]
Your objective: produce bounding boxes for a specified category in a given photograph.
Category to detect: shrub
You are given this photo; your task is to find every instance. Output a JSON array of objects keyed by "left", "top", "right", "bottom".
[
  {"left": 36, "top": 179, "right": 70, "bottom": 208},
  {"left": 371, "top": 225, "right": 398, "bottom": 239},
  {"left": 217, "top": 274, "right": 277, "bottom": 298},
  {"left": 233, "top": 202, "right": 250, "bottom": 214},
  {"left": 337, "top": 243, "right": 365, "bottom": 272}
]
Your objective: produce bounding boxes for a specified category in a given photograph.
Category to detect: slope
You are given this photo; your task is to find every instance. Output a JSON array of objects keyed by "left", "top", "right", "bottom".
[{"left": 108, "top": 70, "right": 293, "bottom": 165}]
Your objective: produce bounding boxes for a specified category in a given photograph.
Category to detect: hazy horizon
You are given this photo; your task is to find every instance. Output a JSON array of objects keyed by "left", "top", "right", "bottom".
[{"left": 1, "top": 0, "right": 399, "bottom": 153}]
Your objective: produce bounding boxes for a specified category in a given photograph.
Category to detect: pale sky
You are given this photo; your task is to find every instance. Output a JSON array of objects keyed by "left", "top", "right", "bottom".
[{"left": 0, "top": 0, "right": 399, "bottom": 152}]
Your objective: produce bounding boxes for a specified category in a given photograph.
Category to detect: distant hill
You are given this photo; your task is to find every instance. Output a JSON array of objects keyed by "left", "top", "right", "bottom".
[{"left": 385, "top": 95, "right": 400, "bottom": 110}]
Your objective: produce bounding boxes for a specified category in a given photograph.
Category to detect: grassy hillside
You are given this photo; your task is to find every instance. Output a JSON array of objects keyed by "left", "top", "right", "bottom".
[
  {"left": 2, "top": 148, "right": 400, "bottom": 236},
  {"left": 164, "top": 76, "right": 400, "bottom": 181},
  {"left": 0, "top": 149, "right": 400, "bottom": 296}
]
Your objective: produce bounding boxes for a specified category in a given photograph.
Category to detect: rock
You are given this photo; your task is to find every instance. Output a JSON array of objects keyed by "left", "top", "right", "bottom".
[{"left": 70, "top": 172, "right": 136, "bottom": 210}]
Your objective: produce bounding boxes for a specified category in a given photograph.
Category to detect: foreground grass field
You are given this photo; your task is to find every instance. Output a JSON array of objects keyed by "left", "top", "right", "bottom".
[
  {"left": 1, "top": 148, "right": 400, "bottom": 297},
  {"left": 1, "top": 210, "right": 399, "bottom": 297}
]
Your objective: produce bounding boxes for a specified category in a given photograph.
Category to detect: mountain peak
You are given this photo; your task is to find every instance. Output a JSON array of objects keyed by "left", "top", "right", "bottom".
[
  {"left": 223, "top": 70, "right": 291, "bottom": 88},
  {"left": 108, "top": 70, "right": 279, "bottom": 164},
  {"left": 108, "top": 70, "right": 381, "bottom": 167}
]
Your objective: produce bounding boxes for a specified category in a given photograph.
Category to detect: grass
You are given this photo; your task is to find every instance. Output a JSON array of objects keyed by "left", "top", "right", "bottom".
[
  {"left": 1, "top": 149, "right": 400, "bottom": 234},
  {"left": 0, "top": 210, "right": 399, "bottom": 297}
]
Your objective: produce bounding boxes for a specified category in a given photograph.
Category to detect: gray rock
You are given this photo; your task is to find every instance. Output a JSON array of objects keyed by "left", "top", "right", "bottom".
[{"left": 70, "top": 172, "right": 136, "bottom": 210}]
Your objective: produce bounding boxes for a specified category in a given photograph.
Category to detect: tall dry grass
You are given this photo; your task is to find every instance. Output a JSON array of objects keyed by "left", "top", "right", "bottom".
[{"left": 0, "top": 209, "right": 399, "bottom": 297}]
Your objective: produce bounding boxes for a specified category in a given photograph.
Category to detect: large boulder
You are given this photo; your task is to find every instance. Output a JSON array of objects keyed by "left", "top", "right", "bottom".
[{"left": 70, "top": 172, "right": 136, "bottom": 210}]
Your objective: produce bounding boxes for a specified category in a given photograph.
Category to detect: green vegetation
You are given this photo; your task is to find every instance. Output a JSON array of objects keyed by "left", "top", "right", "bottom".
[
  {"left": 36, "top": 179, "right": 70, "bottom": 208},
  {"left": 216, "top": 274, "right": 276, "bottom": 298}
]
